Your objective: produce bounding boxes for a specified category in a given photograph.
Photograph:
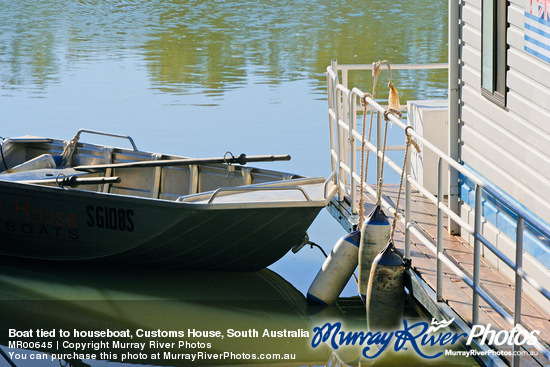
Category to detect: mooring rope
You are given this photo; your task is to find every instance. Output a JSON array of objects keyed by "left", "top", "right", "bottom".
[
  {"left": 60, "top": 135, "right": 80, "bottom": 167},
  {"left": 375, "top": 61, "right": 401, "bottom": 207},
  {"left": 389, "top": 126, "right": 421, "bottom": 242},
  {"left": 358, "top": 92, "right": 372, "bottom": 226},
  {"left": 358, "top": 61, "right": 383, "bottom": 226},
  {"left": 358, "top": 60, "right": 408, "bottom": 226},
  {"left": 376, "top": 117, "right": 389, "bottom": 206}
]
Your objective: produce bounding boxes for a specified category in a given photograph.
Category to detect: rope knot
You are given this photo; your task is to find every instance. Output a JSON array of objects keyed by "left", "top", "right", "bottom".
[
  {"left": 405, "top": 126, "right": 421, "bottom": 153},
  {"left": 383, "top": 108, "right": 403, "bottom": 120},
  {"left": 372, "top": 61, "right": 382, "bottom": 77},
  {"left": 360, "top": 93, "right": 373, "bottom": 106}
]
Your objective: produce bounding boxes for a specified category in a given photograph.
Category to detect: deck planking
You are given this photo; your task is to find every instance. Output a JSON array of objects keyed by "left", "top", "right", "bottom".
[{"left": 350, "top": 184, "right": 550, "bottom": 366}]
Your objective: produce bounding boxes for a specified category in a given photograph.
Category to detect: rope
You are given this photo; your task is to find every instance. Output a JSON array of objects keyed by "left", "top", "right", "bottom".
[
  {"left": 359, "top": 60, "right": 403, "bottom": 221},
  {"left": 358, "top": 93, "right": 372, "bottom": 226},
  {"left": 389, "top": 126, "right": 420, "bottom": 242},
  {"left": 358, "top": 61, "right": 383, "bottom": 226},
  {"left": 375, "top": 60, "right": 403, "bottom": 206},
  {"left": 60, "top": 135, "right": 80, "bottom": 167},
  {"left": 376, "top": 117, "right": 389, "bottom": 206}
]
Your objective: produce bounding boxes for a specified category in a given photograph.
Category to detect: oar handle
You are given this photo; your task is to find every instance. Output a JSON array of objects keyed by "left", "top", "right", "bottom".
[
  {"left": 226, "top": 154, "right": 291, "bottom": 165},
  {"left": 59, "top": 176, "right": 121, "bottom": 188}
]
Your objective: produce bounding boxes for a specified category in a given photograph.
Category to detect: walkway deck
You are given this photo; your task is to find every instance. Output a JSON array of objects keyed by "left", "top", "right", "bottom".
[{"left": 333, "top": 184, "right": 550, "bottom": 367}]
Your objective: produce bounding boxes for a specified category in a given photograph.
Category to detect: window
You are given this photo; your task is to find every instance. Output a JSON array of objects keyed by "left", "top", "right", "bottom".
[{"left": 481, "top": 0, "right": 508, "bottom": 107}]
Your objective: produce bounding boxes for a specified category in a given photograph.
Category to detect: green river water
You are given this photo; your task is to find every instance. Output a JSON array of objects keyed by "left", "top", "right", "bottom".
[{"left": 0, "top": 2, "right": 478, "bottom": 367}]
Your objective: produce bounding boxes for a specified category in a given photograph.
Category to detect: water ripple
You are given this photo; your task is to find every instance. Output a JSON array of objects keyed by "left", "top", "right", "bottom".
[{"left": 0, "top": 0, "right": 447, "bottom": 98}]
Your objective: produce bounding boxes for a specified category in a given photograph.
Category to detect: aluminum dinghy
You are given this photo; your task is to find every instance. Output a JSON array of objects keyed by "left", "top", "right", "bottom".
[{"left": 0, "top": 129, "right": 336, "bottom": 271}]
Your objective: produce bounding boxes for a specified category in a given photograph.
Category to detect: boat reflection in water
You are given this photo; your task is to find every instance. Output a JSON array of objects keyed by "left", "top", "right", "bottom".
[
  {"left": 0, "top": 259, "right": 478, "bottom": 367},
  {"left": 0, "top": 259, "right": 332, "bottom": 366}
]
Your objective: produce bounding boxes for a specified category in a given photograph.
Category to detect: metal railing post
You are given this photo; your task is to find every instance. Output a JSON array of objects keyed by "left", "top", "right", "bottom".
[
  {"left": 342, "top": 89, "right": 350, "bottom": 190},
  {"left": 342, "top": 68, "right": 349, "bottom": 90},
  {"left": 350, "top": 92, "right": 358, "bottom": 214},
  {"left": 376, "top": 111, "right": 383, "bottom": 194},
  {"left": 513, "top": 216, "right": 524, "bottom": 367},
  {"left": 405, "top": 138, "right": 412, "bottom": 260},
  {"left": 437, "top": 158, "right": 444, "bottom": 301},
  {"left": 336, "top": 88, "right": 345, "bottom": 201},
  {"left": 324, "top": 62, "right": 550, "bottom": 364},
  {"left": 327, "top": 64, "right": 337, "bottom": 181},
  {"left": 473, "top": 184, "right": 482, "bottom": 326}
]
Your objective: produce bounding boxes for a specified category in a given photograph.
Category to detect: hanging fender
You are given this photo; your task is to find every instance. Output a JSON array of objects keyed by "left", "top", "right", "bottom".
[
  {"left": 307, "top": 230, "right": 361, "bottom": 306},
  {"left": 358, "top": 204, "right": 391, "bottom": 300},
  {"left": 366, "top": 240, "right": 406, "bottom": 331}
]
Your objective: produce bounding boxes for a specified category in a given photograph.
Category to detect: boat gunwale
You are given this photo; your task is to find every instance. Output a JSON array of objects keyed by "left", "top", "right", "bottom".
[
  {"left": 1, "top": 134, "right": 336, "bottom": 209},
  {"left": 0, "top": 171, "right": 335, "bottom": 210}
]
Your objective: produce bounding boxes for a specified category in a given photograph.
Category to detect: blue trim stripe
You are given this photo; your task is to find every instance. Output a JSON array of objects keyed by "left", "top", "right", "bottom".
[
  {"left": 524, "top": 46, "right": 550, "bottom": 63},
  {"left": 525, "top": 22, "right": 550, "bottom": 39},
  {"left": 525, "top": 35, "right": 550, "bottom": 51},
  {"left": 377, "top": 242, "right": 404, "bottom": 267},
  {"left": 343, "top": 229, "right": 361, "bottom": 247},
  {"left": 525, "top": 12, "right": 550, "bottom": 27},
  {"left": 460, "top": 172, "right": 550, "bottom": 268},
  {"left": 366, "top": 205, "right": 390, "bottom": 225},
  {"left": 524, "top": 11, "right": 550, "bottom": 63}
]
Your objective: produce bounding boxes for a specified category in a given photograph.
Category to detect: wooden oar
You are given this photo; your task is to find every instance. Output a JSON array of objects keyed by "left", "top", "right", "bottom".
[{"left": 74, "top": 154, "right": 291, "bottom": 172}]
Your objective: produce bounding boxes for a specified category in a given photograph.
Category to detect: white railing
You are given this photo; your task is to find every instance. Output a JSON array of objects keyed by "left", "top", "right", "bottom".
[{"left": 327, "top": 60, "right": 550, "bottom": 366}]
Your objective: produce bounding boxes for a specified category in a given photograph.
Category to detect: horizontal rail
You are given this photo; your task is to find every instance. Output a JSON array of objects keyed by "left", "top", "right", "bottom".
[
  {"left": 327, "top": 61, "right": 550, "bottom": 364},
  {"left": 408, "top": 223, "right": 550, "bottom": 361},
  {"left": 483, "top": 183, "right": 550, "bottom": 242},
  {"left": 352, "top": 88, "right": 485, "bottom": 187},
  {"left": 363, "top": 174, "right": 550, "bottom": 360},
  {"left": 207, "top": 186, "right": 311, "bottom": 204},
  {"left": 358, "top": 163, "right": 550, "bottom": 359},
  {"left": 349, "top": 127, "right": 476, "bottom": 235},
  {"left": 334, "top": 62, "right": 449, "bottom": 71},
  {"left": 346, "top": 82, "right": 550, "bottom": 303},
  {"left": 354, "top": 144, "right": 406, "bottom": 152},
  {"left": 477, "top": 232, "right": 550, "bottom": 301}
]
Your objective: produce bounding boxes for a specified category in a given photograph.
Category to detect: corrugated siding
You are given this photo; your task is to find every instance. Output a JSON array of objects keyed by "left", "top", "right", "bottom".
[{"left": 459, "top": 0, "right": 550, "bottom": 223}]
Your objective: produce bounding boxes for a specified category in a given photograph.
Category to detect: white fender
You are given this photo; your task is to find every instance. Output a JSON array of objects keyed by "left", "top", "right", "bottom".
[
  {"left": 358, "top": 205, "right": 390, "bottom": 300},
  {"left": 366, "top": 241, "right": 406, "bottom": 331},
  {"left": 307, "top": 230, "right": 361, "bottom": 306}
]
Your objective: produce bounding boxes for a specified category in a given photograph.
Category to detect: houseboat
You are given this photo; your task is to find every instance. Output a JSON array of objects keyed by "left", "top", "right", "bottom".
[{"left": 324, "top": 0, "right": 550, "bottom": 365}]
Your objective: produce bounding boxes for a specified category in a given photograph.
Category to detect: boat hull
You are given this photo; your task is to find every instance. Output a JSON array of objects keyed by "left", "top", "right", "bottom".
[{"left": 0, "top": 181, "right": 322, "bottom": 271}]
